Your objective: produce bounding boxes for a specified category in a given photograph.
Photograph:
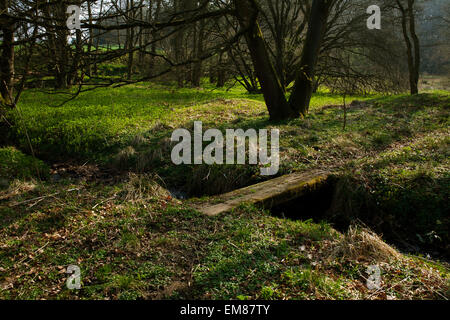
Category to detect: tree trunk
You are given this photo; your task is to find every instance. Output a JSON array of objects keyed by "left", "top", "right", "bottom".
[
  {"left": 68, "top": 0, "right": 83, "bottom": 87},
  {"left": 397, "top": 0, "right": 420, "bottom": 95},
  {"left": 407, "top": 0, "right": 420, "bottom": 94},
  {"left": 192, "top": 20, "right": 205, "bottom": 87},
  {"left": 0, "top": 0, "right": 15, "bottom": 106},
  {"left": 47, "top": 2, "right": 70, "bottom": 89},
  {"left": 87, "top": 0, "right": 94, "bottom": 77},
  {"left": 93, "top": 0, "right": 104, "bottom": 76},
  {"left": 138, "top": 5, "right": 145, "bottom": 66},
  {"left": 288, "top": 0, "right": 332, "bottom": 116},
  {"left": 209, "top": 57, "right": 217, "bottom": 84},
  {"left": 233, "top": 0, "right": 292, "bottom": 121},
  {"left": 173, "top": 0, "right": 185, "bottom": 87},
  {"left": 149, "top": 0, "right": 162, "bottom": 74},
  {"left": 216, "top": 53, "right": 226, "bottom": 87},
  {"left": 69, "top": 29, "right": 82, "bottom": 86},
  {"left": 126, "top": 0, "right": 135, "bottom": 80}
]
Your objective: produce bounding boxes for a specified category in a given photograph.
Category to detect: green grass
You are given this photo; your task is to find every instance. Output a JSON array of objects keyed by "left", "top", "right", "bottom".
[
  {"left": 0, "top": 185, "right": 447, "bottom": 299},
  {"left": 9, "top": 84, "right": 256, "bottom": 160},
  {"left": 0, "top": 147, "right": 49, "bottom": 183},
  {"left": 9, "top": 84, "right": 373, "bottom": 161},
  {"left": 1, "top": 82, "right": 449, "bottom": 300},
  {"left": 7, "top": 83, "right": 380, "bottom": 195}
]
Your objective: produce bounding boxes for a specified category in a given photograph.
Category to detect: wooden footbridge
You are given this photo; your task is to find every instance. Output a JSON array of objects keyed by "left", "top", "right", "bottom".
[{"left": 195, "top": 170, "right": 331, "bottom": 216}]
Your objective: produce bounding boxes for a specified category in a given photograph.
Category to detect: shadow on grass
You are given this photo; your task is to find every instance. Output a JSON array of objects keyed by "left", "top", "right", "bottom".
[{"left": 186, "top": 242, "right": 290, "bottom": 299}]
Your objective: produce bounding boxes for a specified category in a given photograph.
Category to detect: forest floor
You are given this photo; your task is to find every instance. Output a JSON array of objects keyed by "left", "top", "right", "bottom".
[{"left": 0, "top": 83, "right": 449, "bottom": 299}]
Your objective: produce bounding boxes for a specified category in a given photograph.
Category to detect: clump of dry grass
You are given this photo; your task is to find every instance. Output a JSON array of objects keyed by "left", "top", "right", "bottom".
[
  {"left": 328, "top": 225, "right": 402, "bottom": 264},
  {"left": 0, "top": 179, "right": 37, "bottom": 201},
  {"left": 149, "top": 121, "right": 174, "bottom": 133},
  {"left": 114, "top": 146, "right": 137, "bottom": 170},
  {"left": 136, "top": 137, "right": 173, "bottom": 172},
  {"left": 122, "top": 173, "right": 171, "bottom": 202},
  {"left": 331, "top": 136, "right": 361, "bottom": 156},
  {"left": 131, "top": 134, "right": 147, "bottom": 147},
  {"left": 188, "top": 164, "right": 257, "bottom": 197}
]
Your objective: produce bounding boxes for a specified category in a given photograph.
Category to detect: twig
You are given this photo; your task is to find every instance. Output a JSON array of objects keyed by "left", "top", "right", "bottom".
[
  {"left": 16, "top": 241, "right": 50, "bottom": 266},
  {"left": 92, "top": 195, "right": 117, "bottom": 209},
  {"left": 10, "top": 188, "right": 81, "bottom": 207}
]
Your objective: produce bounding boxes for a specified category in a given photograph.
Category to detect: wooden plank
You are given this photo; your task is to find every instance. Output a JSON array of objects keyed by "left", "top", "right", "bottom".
[{"left": 196, "top": 171, "right": 330, "bottom": 216}]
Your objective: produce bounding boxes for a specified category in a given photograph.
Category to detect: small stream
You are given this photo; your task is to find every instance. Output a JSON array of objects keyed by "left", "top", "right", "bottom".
[{"left": 168, "top": 189, "right": 189, "bottom": 200}]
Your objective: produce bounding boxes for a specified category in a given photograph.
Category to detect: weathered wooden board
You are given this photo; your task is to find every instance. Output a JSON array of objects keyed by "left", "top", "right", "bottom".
[{"left": 196, "top": 171, "right": 330, "bottom": 216}]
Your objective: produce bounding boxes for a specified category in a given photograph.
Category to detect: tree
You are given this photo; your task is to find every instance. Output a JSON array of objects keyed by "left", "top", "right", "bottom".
[
  {"left": 395, "top": 0, "right": 421, "bottom": 94},
  {"left": 259, "top": 0, "right": 310, "bottom": 90},
  {"left": 4, "top": 0, "right": 415, "bottom": 119},
  {"left": 0, "top": 0, "right": 15, "bottom": 106},
  {"left": 317, "top": 0, "right": 409, "bottom": 95},
  {"left": 234, "top": 0, "right": 293, "bottom": 120},
  {"left": 234, "top": 0, "right": 335, "bottom": 120},
  {"left": 288, "top": 0, "right": 334, "bottom": 116}
]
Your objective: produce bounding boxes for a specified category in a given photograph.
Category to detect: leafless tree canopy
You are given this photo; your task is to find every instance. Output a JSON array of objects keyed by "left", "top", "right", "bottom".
[{"left": 1, "top": 0, "right": 448, "bottom": 118}]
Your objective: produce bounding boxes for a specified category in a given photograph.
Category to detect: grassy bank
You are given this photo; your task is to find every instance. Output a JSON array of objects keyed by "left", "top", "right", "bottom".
[{"left": 0, "top": 84, "right": 448, "bottom": 299}]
